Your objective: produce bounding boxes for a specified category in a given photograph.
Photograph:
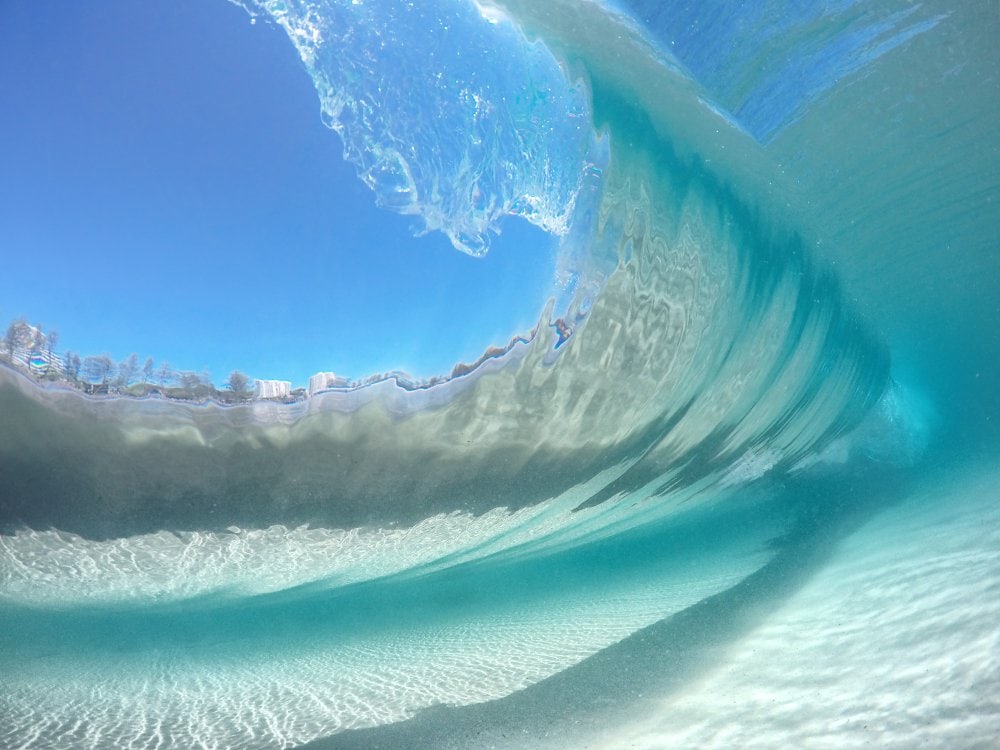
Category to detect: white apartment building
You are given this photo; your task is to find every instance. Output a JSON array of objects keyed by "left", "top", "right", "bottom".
[
  {"left": 308, "top": 371, "right": 349, "bottom": 396},
  {"left": 254, "top": 379, "right": 292, "bottom": 399}
]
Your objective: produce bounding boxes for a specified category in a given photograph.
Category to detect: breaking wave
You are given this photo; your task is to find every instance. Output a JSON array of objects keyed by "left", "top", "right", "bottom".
[{"left": 0, "top": 1, "right": 926, "bottom": 748}]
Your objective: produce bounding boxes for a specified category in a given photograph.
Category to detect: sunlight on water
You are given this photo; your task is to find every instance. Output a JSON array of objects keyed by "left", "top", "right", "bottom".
[{"left": 0, "top": 0, "right": 996, "bottom": 747}]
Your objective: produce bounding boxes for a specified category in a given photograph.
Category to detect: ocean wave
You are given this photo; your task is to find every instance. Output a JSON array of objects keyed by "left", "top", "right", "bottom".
[
  {"left": 0, "top": 0, "right": 908, "bottom": 747},
  {"left": 1, "top": 0, "right": 891, "bottom": 570}
]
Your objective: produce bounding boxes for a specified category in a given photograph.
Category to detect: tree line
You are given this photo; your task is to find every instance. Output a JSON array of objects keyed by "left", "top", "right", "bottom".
[
  {"left": 3, "top": 314, "right": 536, "bottom": 403},
  {"left": 2, "top": 316, "right": 255, "bottom": 402}
]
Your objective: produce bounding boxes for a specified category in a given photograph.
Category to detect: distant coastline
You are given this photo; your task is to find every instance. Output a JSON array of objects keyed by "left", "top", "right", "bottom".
[{"left": 1, "top": 316, "right": 539, "bottom": 407}]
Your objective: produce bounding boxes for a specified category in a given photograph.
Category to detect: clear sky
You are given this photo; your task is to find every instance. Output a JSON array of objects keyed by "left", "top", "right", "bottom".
[{"left": 0, "top": 0, "right": 556, "bottom": 386}]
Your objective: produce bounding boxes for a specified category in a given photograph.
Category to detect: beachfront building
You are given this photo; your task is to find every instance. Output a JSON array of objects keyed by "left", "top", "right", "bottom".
[
  {"left": 308, "top": 371, "right": 349, "bottom": 396},
  {"left": 254, "top": 379, "right": 292, "bottom": 400}
]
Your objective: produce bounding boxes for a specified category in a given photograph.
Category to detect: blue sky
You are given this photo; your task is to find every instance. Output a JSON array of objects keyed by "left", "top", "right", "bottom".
[{"left": 0, "top": 0, "right": 555, "bottom": 386}]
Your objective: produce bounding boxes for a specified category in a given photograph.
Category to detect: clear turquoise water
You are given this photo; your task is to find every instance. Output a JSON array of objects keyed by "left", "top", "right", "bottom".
[{"left": 1, "top": 0, "right": 997, "bottom": 747}]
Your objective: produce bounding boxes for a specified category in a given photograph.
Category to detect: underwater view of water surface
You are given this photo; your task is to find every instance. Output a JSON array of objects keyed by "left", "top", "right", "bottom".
[{"left": 0, "top": 0, "right": 998, "bottom": 747}]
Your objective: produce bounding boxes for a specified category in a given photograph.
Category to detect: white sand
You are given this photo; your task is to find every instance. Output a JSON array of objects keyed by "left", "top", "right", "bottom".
[{"left": 595, "top": 463, "right": 1000, "bottom": 749}]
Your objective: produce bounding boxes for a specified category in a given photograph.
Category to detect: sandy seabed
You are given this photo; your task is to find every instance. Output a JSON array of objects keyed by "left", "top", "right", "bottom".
[{"left": 596, "top": 461, "right": 1000, "bottom": 749}]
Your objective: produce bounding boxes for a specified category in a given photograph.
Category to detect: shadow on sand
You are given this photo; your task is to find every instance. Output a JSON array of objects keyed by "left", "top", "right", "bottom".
[{"left": 303, "top": 461, "right": 911, "bottom": 749}]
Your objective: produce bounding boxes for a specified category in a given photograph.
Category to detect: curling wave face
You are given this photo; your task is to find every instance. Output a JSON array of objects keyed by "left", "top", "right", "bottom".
[{"left": 0, "top": 0, "right": 906, "bottom": 747}]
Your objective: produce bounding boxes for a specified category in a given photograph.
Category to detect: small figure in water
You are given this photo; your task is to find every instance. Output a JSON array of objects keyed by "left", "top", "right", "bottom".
[{"left": 553, "top": 318, "right": 573, "bottom": 348}]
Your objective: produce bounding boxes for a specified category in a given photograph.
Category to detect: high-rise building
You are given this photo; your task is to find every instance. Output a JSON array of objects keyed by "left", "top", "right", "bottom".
[
  {"left": 254, "top": 379, "right": 292, "bottom": 399},
  {"left": 308, "top": 371, "right": 349, "bottom": 396}
]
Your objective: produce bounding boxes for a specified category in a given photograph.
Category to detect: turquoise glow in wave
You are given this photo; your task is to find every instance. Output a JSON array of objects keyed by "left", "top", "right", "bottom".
[{"left": 609, "top": 0, "right": 944, "bottom": 141}]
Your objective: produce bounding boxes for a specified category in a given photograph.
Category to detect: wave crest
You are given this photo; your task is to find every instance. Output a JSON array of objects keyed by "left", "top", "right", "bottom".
[{"left": 235, "top": 0, "right": 599, "bottom": 255}]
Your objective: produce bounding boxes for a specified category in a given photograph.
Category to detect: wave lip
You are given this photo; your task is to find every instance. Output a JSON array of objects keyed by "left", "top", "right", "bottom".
[{"left": 235, "top": 0, "right": 600, "bottom": 256}]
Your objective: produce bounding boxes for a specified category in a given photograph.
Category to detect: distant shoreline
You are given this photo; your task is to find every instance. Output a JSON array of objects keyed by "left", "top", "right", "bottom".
[{"left": 0, "top": 315, "right": 544, "bottom": 411}]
